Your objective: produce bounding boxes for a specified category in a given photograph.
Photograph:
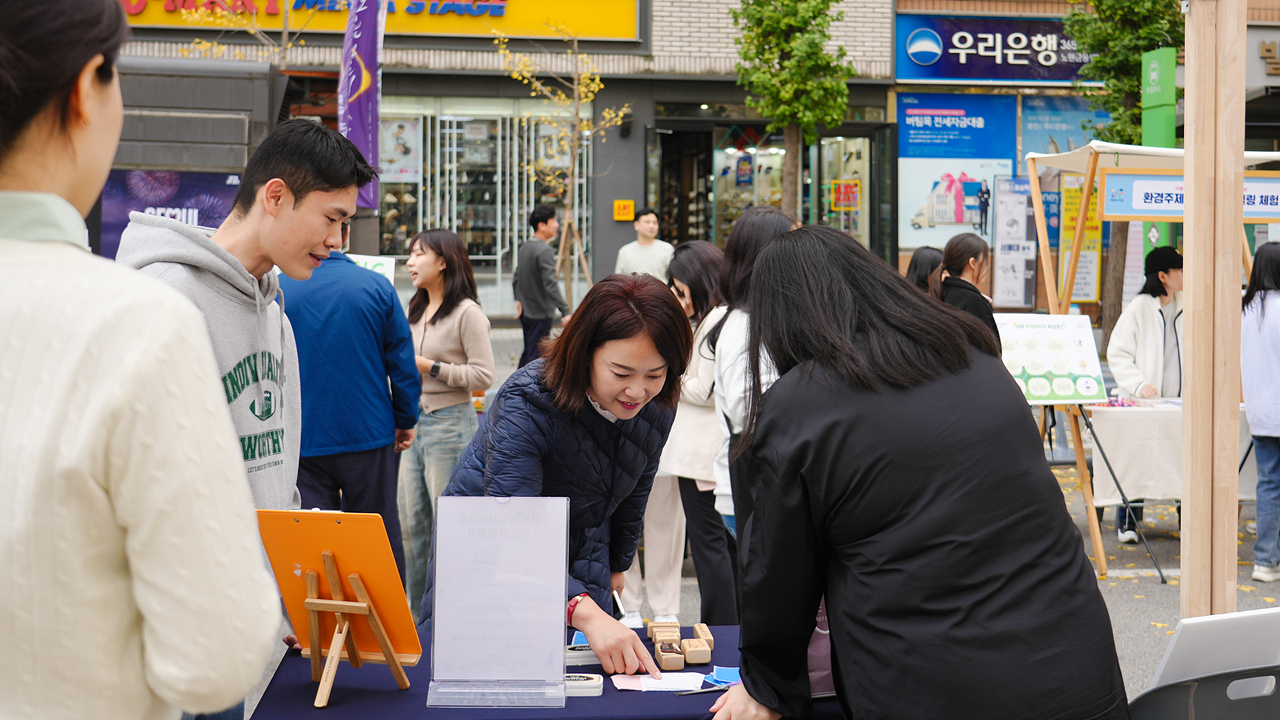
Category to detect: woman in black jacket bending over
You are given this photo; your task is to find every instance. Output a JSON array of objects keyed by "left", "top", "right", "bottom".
[
  {"left": 710, "top": 226, "right": 1127, "bottom": 720},
  {"left": 930, "top": 232, "right": 1001, "bottom": 349}
]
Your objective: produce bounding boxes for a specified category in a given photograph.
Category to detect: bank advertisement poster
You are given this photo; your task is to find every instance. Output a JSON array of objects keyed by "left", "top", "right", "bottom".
[
  {"left": 996, "top": 313, "right": 1107, "bottom": 406},
  {"left": 992, "top": 177, "right": 1037, "bottom": 308},
  {"left": 896, "top": 15, "right": 1099, "bottom": 86},
  {"left": 1059, "top": 174, "right": 1102, "bottom": 303},
  {"left": 897, "top": 93, "right": 1016, "bottom": 249},
  {"left": 1021, "top": 96, "right": 1110, "bottom": 177},
  {"left": 379, "top": 117, "right": 423, "bottom": 185},
  {"left": 101, "top": 170, "right": 241, "bottom": 260}
]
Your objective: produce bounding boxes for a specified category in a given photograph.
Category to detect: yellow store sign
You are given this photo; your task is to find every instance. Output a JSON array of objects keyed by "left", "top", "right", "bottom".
[{"left": 120, "top": 0, "right": 639, "bottom": 40}]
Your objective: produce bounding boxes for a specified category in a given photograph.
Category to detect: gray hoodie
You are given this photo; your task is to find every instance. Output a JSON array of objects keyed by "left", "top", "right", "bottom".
[{"left": 117, "top": 212, "right": 302, "bottom": 511}]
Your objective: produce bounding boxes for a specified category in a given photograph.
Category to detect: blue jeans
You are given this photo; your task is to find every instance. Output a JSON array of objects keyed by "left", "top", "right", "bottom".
[
  {"left": 1254, "top": 436, "right": 1280, "bottom": 568},
  {"left": 399, "top": 402, "right": 479, "bottom": 621},
  {"left": 182, "top": 702, "right": 243, "bottom": 720}
]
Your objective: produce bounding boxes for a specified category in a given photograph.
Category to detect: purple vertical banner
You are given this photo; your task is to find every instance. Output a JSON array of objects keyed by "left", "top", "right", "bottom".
[{"left": 338, "top": 0, "right": 386, "bottom": 209}]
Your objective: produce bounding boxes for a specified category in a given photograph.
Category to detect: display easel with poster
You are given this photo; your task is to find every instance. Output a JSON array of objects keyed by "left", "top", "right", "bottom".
[
  {"left": 258, "top": 510, "right": 421, "bottom": 709},
  {"left": 1023, "top": 140, "right": 1280, "bottom": 578},
  {"left": 992, "top": 176, "right": 1037, "bottom": 308}
]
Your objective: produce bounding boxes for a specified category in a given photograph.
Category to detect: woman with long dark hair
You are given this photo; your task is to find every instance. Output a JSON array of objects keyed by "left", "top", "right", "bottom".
[
  {"left": 1243, "top": 242, "right": 1280, "bottom": 583},
  {"left": 710, "top": 226, "right": 1127, "bottom": 720},
  {"left": 647, "top": 241, "right": 738, "bottom": 625},
  {"left": 710, "top": 207, "right": 798, "bottom": 535},
  {"left": 400, "top": 229, "right": 496, "bottom": 616},
  {"left": 904, "top": 245, "right": 943, "bottom": 292},
  {"left": 0, "top": 2, "right": 283, "bottom": 718},
  {"left": 930, "top": 232, "right": 1000, "bottom": 347},
  {"left": 427, "top": 274, "right": 693, "bottom": 677}
]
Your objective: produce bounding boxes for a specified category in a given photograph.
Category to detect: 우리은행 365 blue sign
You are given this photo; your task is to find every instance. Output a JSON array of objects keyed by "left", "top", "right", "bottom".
[{"left": 897, "top": 15, "right": 1100, "bottom": 86}]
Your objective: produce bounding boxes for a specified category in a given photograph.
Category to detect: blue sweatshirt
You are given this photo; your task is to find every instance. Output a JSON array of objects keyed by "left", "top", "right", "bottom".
[{"left": 280, "top": 252, "right": 420, "bottom": 456}]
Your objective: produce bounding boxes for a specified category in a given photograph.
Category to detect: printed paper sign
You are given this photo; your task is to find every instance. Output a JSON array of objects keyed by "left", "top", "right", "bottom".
[{"left": 996, "top": 313, "right": 1107, "bottom": 406}]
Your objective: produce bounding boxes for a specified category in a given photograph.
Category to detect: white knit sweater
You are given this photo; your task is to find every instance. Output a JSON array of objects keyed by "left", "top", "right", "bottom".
[{"left": 0, "top": 193, "right": 280, "bottom": 719}]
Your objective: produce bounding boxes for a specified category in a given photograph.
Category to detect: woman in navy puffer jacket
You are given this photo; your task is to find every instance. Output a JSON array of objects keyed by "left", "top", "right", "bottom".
[{"left": 426, "top": 273, "right": 693, "bottom": 676}]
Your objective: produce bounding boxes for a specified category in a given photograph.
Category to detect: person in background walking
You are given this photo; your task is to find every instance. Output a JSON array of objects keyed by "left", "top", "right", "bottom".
[
  {"left": 0, "top": 2, "right": 280, "bottom": 717},
  {"left": 905, "top": 246, "right": 943, "bottom": 293},
  {"left": 1242, "top": 242, "right": 1280, "bottom": 583},
  {"left": 279, "top": 246, "right": 421, "bottom": 582},
  {"left": 1106, "top": 245, "right": 1184, "bottom": 543},
  {"left": 711, "top": 207, "right": 799, "bottom": 538},
  {"left": 615, "top": 206, "right": 674, "bottom": 282},
  {"left": 400, "top": 229, "right": 495, "bottom": 617},
  {"left": 661, "top": 240, "right": 738, "bottom": 626},
  {"left": 712, "top": 226, "right": 1127, "bottom": 720},
  {"left": 514, "top": 205, "right": 571, "bottom": 366},
  {"left": 930, "top": 232, "right": 1000, "bottom": 349}
]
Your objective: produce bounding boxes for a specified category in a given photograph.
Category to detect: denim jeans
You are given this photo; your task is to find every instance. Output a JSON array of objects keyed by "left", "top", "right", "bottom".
[
  {"left": 1254, "top": 436, "right": 1280, "bottom": 568},
  {"left": 182, "top": 701, "right": 243, "bottom": 720},
  {"left": 399, "top": 401, "right": 479, "bottom": 620}
]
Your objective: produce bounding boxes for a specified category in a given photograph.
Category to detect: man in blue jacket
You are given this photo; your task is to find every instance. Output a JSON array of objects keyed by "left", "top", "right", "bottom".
[{"left": 281, "top": 251, "right": 420, "bottom": 580}]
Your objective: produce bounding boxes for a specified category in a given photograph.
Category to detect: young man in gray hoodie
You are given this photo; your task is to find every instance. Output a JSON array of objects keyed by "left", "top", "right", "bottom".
[{"left": 118, "top": 120, "right": 376, "bottom": 516}]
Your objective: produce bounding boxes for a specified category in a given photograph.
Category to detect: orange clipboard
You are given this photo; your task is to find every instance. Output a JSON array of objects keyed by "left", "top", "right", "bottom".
[{"left": 258, "top": 510, "right": 421, "bottom": 666}]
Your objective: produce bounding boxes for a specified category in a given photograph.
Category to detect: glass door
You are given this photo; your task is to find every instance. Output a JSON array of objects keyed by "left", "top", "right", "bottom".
[{"left": 821, "top": 136, "right": 871, "bottom": 247}]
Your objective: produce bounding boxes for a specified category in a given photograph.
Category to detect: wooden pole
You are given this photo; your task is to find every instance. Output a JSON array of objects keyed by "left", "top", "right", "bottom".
[
  {"left": 1068, "top": 410, "right": 1108, "bottom": 576},
  {"left": 1060, "top": 150, "right": 1100, "bottom": 314},
  {"left": 1027, "top": 158, "right": 1061, "bottom": 313},
  {"left": 1183, "top": 0, "right": 1246, "bottom": 618}
]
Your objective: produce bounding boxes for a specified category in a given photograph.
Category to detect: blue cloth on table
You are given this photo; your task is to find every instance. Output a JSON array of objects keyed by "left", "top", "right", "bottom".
[{"left": 254, "top": 625, "right": 843, "bottom": 719}]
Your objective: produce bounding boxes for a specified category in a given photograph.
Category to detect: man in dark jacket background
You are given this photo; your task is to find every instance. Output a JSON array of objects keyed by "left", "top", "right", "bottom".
[
  {"left": 280, "top": 250, "right": 421, "bottom": 580},
  {"left": 513, "top": 205, "right": 572, "bottom": 366}
]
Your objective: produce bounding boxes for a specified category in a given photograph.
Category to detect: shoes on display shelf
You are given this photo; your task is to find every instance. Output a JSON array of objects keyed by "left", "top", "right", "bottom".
[
  {"left": 1252, "top": 564, "right": 1280, "bottom": 583},
  {"left": 621, "top": 611, "right": 644, "bottom": 629},
  {"left": 1117, "top": 528, "right": 1139, "bottom": 544}
]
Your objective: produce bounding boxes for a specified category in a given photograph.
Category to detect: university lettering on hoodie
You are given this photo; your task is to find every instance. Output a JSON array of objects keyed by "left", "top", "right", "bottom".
[{"left": 221, "top": 351, "right": 287, "bottom": 463}]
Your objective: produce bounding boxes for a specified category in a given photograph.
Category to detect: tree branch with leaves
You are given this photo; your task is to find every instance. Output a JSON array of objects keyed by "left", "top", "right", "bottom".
[
  {"left": 494, "top": 27, "right": 630, "bottom": 306},
  {"left": 730, "top": 0, "right": 855, "bottom": 218}
]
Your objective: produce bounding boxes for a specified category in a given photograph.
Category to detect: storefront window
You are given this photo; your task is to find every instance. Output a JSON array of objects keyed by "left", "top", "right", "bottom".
[{"left": 821, "top": 136, "right": 871, "bottom": 247}]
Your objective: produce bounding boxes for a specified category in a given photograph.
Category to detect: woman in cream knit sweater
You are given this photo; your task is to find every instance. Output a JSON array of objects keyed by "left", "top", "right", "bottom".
[{"left": 399, "top": 229, "right": 496, "bottom": 617}]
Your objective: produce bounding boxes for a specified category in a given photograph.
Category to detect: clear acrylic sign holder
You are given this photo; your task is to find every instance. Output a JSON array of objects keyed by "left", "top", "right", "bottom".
[{"left": 427, "top": 496, "right": 569, "bottom": 708}]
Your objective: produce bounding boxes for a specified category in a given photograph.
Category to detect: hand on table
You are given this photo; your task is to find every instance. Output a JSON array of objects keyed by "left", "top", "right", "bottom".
[
  {"left": 1140, "top": 384, "right": 1159, "bottom": 398},
  {"left": 282, "top": 634, "right": 302, "bottom": 651},
  {"left": 572, "top": 596, "right": 660, "bottom": 678},
  {"left": 710, "top": 683, "right": 780, "bottom": 720}
]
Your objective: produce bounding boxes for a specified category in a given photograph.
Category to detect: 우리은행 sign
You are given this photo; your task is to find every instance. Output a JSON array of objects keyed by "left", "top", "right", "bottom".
[{"left": 1099, "top": 168, "right": 1280, "bottom": 223}]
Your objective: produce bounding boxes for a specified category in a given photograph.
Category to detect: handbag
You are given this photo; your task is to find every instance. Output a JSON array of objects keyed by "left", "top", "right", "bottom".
[{"left": 808, "top": 598, "right": 836, "bottom": 698}]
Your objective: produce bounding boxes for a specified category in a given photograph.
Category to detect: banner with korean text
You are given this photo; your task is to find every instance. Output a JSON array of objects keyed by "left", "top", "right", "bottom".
[
  {"left": 1098, "top": 168, "right": 1280, "bottom": 223},
  {"left": 896, "top": 15, "right": 1100, "bottom": 86}
]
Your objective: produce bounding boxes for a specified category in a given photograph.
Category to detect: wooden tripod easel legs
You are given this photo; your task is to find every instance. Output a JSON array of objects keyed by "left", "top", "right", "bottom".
[
  {"left": 302, "top": 552, "right": 411, "bottom": 707},
  {"left": 1066, "top": 407, "right": 1108, "bottom": 577}
]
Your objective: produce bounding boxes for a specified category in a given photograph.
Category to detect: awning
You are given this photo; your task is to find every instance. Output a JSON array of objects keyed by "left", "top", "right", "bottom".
[{"left": 1024, "top": 139, "right": 1280, "bottom": 173}]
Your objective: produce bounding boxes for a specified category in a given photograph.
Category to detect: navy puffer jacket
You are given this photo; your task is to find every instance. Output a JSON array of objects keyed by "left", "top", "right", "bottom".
[{"left": 433, "top": 359, "right": 674, "bottom": 615}]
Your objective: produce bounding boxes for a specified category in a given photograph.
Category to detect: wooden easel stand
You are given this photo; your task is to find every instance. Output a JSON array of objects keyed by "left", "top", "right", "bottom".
[{"left": 303, "top": 550, "right": 410, "bottom": 708}]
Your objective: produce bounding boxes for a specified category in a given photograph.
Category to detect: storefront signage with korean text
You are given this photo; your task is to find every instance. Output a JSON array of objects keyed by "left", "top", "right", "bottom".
[
  {"left": 1099, "top": 168, "right": 1280, "bottom": 223},
  {"left": 896, "top": 15, "right": 1099, "bottom": 85},
  {"left": 119, "top": 0, "right": 640, "bottom": 40}
]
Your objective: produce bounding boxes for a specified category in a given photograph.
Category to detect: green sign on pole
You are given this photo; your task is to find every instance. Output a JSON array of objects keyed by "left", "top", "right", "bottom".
[{"left": 1141, "top": 47, "right": 1178, "bottom": 254}]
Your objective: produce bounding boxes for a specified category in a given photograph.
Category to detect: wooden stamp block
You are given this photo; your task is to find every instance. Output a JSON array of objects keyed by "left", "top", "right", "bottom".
[
  {"left": 693, "top": 623, "right": 714, "bottom": 650},
  {"left": 647, "top": 621, "right": 680, "bottom": 641},
  {"left": 653, "top": 629, "right": 681, "bottom": 645},
  {"left": 681, "top": 638, "right": 711, "bottom": 664},
  {"left": 656, "top": 641, "right": 684, "bottom": 671}
]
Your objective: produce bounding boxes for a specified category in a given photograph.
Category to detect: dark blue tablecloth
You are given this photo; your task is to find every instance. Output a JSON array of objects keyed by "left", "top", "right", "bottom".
[{"left": 254, "top": 625, "right": 844, "bottom": 719}]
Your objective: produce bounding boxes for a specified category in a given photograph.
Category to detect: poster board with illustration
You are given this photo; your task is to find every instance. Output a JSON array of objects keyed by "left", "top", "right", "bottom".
[
  {"left": 258, "top": 510, "right": 421, "bottom": 665},
  {"left": 995, "top": 313, "right": 1107, "bottom": 406}
]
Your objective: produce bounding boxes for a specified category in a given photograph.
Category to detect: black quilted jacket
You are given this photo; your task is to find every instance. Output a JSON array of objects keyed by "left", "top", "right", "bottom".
[{"left": 438, "top": 359, "right": 674, "bottom": 613}]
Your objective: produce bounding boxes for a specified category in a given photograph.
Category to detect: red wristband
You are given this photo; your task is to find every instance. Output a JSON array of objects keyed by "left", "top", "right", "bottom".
[{"left": 567, "top": 592, "right": 590, "bottom": 626}]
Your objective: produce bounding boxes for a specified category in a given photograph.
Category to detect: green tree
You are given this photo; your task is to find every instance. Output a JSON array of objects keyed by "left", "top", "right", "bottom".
[
  {"left": 730, "top": 0, "right": 855, "bottom": 218},
  {"left": 1063, "top": 0, "right": 1183, "bottom": 345}
]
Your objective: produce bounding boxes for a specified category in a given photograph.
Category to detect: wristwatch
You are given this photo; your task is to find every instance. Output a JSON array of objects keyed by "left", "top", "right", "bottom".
[{"left": 430, "top": 361, "right": 442, "bottom": 378}]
